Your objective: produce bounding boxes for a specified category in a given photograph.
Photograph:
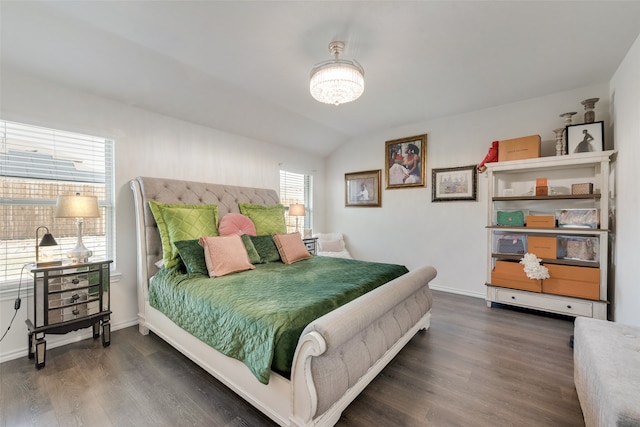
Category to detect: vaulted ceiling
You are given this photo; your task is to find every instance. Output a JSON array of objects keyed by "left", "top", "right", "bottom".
[{"left": 3, "top": 1, "right": 640, "bottom": 157}]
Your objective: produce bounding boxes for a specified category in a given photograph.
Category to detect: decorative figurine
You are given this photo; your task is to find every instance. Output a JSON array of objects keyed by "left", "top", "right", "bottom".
[{"left": 554, "top": 128, "right": 565, "bottom": 156}]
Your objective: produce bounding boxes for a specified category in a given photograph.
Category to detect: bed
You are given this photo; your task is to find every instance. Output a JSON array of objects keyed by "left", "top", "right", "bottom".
[{"left": 130, "top": 176, "right": 437, "bottom": 427}]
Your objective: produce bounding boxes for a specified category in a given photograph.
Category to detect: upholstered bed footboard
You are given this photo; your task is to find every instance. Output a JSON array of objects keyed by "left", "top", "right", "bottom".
[{"left": 291, "top": 265, "right": 436, "bottom": 426}]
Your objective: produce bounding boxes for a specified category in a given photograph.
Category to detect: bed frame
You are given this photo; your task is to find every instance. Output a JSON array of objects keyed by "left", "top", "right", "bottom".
[{"left": 130, "top": 176, "right": 437, "bottom": 427}]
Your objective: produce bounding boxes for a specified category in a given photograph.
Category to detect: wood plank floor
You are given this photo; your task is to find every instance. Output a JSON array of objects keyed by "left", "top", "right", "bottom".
[{"left": 0, "top": 290, "right": 585, "bottom": 427}]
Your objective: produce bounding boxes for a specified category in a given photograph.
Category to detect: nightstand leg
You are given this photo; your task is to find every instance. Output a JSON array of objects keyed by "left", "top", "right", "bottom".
[
  {"left": 93, "top": 322, "right": 100, "bottom": 339},
  {"left": 102, "top": 321, "right": 111, "bottom": 347},
  {"left": 35, "top": 338, "right": 46, "bottom": 369},
  {"left": 27, "top": 332, "right": 34, "bottom": 359}
]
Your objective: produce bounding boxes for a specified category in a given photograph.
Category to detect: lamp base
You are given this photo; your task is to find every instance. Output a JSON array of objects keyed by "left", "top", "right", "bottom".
[{"left": 67, "top": 247, "right": 93, "bottom": 265}]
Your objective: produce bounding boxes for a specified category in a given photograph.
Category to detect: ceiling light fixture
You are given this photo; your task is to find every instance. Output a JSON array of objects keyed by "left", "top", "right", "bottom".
[{"left": 310, "top": 41, "right": 364, "bottom": 106}]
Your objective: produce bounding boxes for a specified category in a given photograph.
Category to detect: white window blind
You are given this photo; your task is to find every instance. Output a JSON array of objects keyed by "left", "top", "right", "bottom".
[
  {"left": 0, "top": 120, "right": 115, "bottom": 286},
  {"left": 279, "top": 170, "right": 312, "bottom": 234}
]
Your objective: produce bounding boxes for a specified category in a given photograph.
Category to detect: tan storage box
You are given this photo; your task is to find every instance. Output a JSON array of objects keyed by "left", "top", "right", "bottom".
[
  {"left": 543, "top": 264, "right": 600, "bottom": 300},
  {"left": 498, "top": 135, "right": 541, "bottom": 162},
  {"left": 572, "top": 183, "right": 593, "bottom": 195},
  {"left": 527, "top": 236, "right": 557, "bottom": 259},
  {"left": 491, "top": 260, "right": 542, "bottom": 292},
  {"left": 526, "top": 215, "right": 555, "bottom": 228}
]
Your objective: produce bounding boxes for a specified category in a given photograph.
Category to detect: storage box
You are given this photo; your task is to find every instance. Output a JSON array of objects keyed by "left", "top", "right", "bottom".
[
  {"left": 494, "top": 233, "right": 527, "bottom": 254},
  {"left": 557, "top": 235, "right": 599, "bottom": 262},
  {"left": 556, "top": 209, "right": 599, "bottom": 229},
  {"left": 543, "top": 264, "right": 600, "bottom": 300},
  {"left": 527, "top": 236, "right": 557, "bottom": 259},
  {"left": 526, "top": 215, "right": 555, "bottom": 228},
  {"left": 491, "top": 260, "right": 542, "bottom": 292},
  {"left": 535, "top": 186, "right": 549, "bottom": 196},
  {"left": 498, "top": 135, "right": 541, "bottom": 162},
  {"left": 572, "top": 183, "right": 594, "bottom": 195}
]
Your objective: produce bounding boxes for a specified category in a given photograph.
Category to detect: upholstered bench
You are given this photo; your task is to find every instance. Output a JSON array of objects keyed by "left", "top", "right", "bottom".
[{"left": 574, "top": 317, "right": 640, "bottom": 426}]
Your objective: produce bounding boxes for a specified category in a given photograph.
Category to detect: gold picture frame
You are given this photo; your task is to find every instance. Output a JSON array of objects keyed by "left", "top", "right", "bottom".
[
  {"left": 385, "top": 134, "right": 427, "bottom": 189},
  {"left": 345, "top": 170, "right": 382, "bottom": 207}
]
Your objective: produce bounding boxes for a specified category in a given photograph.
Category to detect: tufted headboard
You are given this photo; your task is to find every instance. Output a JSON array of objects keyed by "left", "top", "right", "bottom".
[{"left": 130, "top": 176, "right": 280, "bottom": 287}]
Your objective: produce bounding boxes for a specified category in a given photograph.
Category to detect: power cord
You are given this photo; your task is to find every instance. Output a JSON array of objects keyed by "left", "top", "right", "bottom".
[{"left": 0, "top": 265, "right": 27, "bottom": 343}]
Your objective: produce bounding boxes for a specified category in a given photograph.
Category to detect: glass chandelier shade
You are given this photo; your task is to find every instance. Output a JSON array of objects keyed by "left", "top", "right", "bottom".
[{"left": 310, "top": 41, "right": 364, "bottom": 106}]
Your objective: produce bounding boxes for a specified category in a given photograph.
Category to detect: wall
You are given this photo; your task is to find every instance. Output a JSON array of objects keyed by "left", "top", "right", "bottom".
[
  {"left": 0, "top": 67, "right": 326, "bottom": 361},
  {"left": 610, "top": 33, "right": 640, "bottom": 326},
  {"left": 326, "top": 84, "right": 613, "bottom": 299}
]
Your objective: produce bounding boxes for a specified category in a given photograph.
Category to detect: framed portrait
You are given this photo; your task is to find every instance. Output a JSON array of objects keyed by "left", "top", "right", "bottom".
[
  {"left": 432, "top": 165, "right": 478, "bottom": 202},
  {"left": 566, "top": 121, "right": 604, "bottom": 154},
  {"left": 345, "top": 170, "right": 381, "bottom": 207},
  {"left": 385, "top": 134, "right": 427, "bottom": 189}
]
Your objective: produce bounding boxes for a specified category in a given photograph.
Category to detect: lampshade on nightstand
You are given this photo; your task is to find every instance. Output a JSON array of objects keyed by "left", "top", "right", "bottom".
[
  {"left": 55, "top": 193, "right": 100, "bottom": 264},
  {"left": 289, "top": 204, "right": 305, "bottom": 234}
]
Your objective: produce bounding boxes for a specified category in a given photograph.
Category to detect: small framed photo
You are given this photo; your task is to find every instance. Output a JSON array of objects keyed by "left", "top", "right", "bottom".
[
  {"left": 385, "top": 134, "right": 427, "bottom": 189},
  {"left": 432, "top": 165, "right": 478, "bottom": 202},
  {"left": 345, "top": 170, "right": 381, "bottom": 207},
  {"left": 566, "top": 121, "right": 604, "bottom": 154}
]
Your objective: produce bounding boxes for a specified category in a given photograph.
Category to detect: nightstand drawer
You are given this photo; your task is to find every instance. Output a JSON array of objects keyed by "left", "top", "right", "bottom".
[
  {"left": 48, "top": 290, "right": 88, "bottom": 309},
  {"left": 49, "top": 300, "right": 100, "bottom": 324},
  {"left": 43, "top": 274, "right": 90, "bottom": 292}
]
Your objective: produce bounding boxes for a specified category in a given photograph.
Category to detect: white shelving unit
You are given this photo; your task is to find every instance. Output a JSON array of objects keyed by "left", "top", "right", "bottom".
[{"left": 485, "top": 150, "right": 615, "bottom": 320}]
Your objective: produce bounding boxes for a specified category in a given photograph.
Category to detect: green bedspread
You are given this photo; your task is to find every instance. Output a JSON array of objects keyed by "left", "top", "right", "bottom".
[{"left": 149, "top": 256, "right": 408, "bottom": 384}]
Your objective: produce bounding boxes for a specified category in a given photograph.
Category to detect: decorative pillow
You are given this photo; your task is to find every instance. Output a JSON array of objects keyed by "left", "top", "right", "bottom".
[
  {"left": 198, "top": 235, "right": 255, "bottom": 277},
  {"left": 318, "top": 239, "right": 342, "bottom": 252},
  {"left": 238, "top": 203, "right": 286, "bottom": 236},
  {"left": 149, "top": 201, "right": 219, "bottom": 268},
  {"left": 174, "top": 239, "right": 208, "bottom": 276},
  {"left": 273, "top": 233, "right": 312, "bottom": 265},
  {"left": 249, "top": 235, "right": 281, "bottom": 263},
  {"left": 218, "top": 213, "right": 257, "bottom": 236},
  {"left": 240, "top": 234, "right": 262, "bottom": 264}
]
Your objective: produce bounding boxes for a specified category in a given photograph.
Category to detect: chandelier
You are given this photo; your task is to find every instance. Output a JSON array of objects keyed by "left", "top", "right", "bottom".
[{"left": 310, "top": 41, "right": 364, "bottom": 106}]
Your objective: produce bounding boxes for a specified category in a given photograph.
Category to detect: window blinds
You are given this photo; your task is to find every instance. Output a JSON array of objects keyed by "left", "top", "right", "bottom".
[
  {"left": 0, "top": 120, "right": 114, "bottom": 286},
  {"left": 279, "top": 170, "right": 312, "bottom": 233}
]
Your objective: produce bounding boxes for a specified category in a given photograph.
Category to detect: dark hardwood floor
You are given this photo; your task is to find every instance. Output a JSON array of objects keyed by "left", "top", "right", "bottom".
[{"left": 0, "top": 290, "right": 585, "bottom": 427}]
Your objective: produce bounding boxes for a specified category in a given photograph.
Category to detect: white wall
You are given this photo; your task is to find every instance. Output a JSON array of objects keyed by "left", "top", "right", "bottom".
[
  {"left": 0, "top": 67, "right": 326, "bottom": 361},
  {"left": 610, "top": 33, "right": 640, "bottom": 326},
  {"left": 326, "top": 84, "right": 613, "bottom": 299}
]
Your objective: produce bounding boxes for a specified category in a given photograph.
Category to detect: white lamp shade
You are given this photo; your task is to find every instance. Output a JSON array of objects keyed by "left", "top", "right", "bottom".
[
  {"left": 289, "top": 204, "right": 305, "bottom": 216},
  {"left": 55, "top": 194, "right": 100, "bottom": 218}
]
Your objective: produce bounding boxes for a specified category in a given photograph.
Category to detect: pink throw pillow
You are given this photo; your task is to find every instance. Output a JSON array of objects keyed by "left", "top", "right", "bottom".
[
  {"left": 273, "top": 233, "right": 312, "bottom": 265},
  {"left": 198, "top": 235, "right": 255, "bottom": 277},
  {"left": 319, "top": 239, "right": 342, "bottom": 252},
  {"left": 218, "top": 213, "right": 257, "bottom": 236}
]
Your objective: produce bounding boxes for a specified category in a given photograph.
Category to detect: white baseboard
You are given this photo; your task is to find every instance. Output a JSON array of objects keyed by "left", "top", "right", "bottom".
[
  {"left": 0, "top": 317, "right": 139, "bottom": 364},
  {"left": 429, "top": 284, "right": 485, "bottom": 300}
]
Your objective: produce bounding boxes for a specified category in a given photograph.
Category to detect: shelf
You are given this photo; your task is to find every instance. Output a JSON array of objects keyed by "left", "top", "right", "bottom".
[
  {"left": 486, "top": 226, "right": 609, "bottom": 234},
  {"left": 490, "top": 253, "right": 599, "bottom": 268},
  {"left": 493, "top": 194, "right": 601, "bottom": 202}
]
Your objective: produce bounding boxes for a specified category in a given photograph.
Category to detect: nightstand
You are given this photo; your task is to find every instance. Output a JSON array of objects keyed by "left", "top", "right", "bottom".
[
  {"left": 25, "top": 260, "right": 112, "bottom": 369},
  {"left": 302, "top": 237, "right": 318, "bottom": 255}
]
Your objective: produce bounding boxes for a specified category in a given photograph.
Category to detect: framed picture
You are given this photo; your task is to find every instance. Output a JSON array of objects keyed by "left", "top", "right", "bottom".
[
  {"left": 432, "top": 165, "right": 478, "bottom": 202},
  {"left": 566, "top": 121, "right": 604, "bottom": 154},
  {"left": 345, "top": 170, "right": 381, "bottom": 207},
  {"left": 385, "top": 134, "right": 427, "bottom": 189}
]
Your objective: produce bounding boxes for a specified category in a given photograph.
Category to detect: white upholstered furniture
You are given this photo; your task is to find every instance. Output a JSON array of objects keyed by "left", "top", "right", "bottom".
[
  {"left": 313, "top": 232, "right": 352, "bottom": 259},
  {"left": 574, "top": 317, "right": 640, "bottom": 426},
  {"left": 130, "top": 176, "right": 437, "bottom": 427}
]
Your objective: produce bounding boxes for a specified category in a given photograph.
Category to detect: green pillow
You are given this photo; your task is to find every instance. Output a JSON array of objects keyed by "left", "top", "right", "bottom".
[
  {"left": 174, "top": 239, "right": 208, "bottom": 276},
  {"left": 249, "top": 235, "right": 281, "bottom": 263},
  {"left": 238, "top": 203, "right": 286, "bottom": 236},
  {"left": 241, "top": 234, "right": 262, "bottom": 264},
  {"left": 149, "top": 201, "right": 219, "bottom": 268}
]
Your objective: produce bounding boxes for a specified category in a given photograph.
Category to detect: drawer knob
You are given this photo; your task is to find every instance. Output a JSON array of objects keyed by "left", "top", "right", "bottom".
[
  {"left": 71, "top": 293, "right": 79, "bottom": 301},
  {"left": 567, "top": 305, "right": 572, "bottom": 309},
  {"left": 72, "top": 309, "right": 80, "bottom": 315},
  {"left": 72, "top": 278, "right": 80, "bottom": 284},
  {"left": 511, "top": 296, "right": 516, "bottom": 300}
]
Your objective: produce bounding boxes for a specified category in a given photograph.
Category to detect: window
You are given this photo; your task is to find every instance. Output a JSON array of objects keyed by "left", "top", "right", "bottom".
[
  {"left": 279, "top": 170, "right": 312, "bottom": 234},
  {"left": 0, "top": 120, "right": 115, "bottom": 286}
]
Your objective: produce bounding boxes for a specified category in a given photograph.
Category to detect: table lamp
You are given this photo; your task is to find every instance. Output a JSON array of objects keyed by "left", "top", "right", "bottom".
[
  {"left": 55, "top": 193, "right": 100, "bottom": 263},
  {"left": 289, "top": 203, "right": 305, "bottom": 234},
  {"left": 35, "top": 226, "right": 61, "bottom": 267}
]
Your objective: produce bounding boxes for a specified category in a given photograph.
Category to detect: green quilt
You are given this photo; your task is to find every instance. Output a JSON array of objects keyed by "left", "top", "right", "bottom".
[{"left": 149, "top": 256, "right": 408, "bottom": 384}]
